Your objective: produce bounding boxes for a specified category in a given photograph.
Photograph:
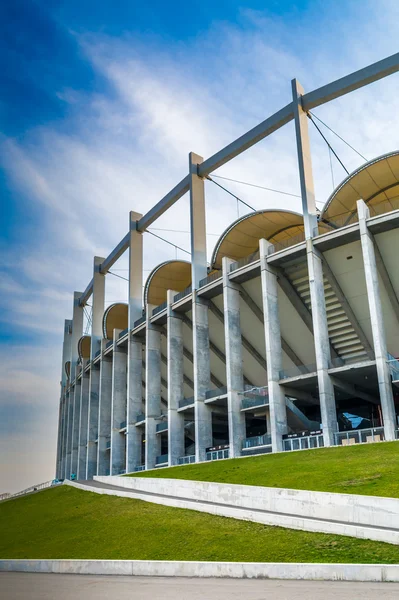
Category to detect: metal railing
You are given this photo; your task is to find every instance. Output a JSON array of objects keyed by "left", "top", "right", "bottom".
[
  {"left": 119, "top": 327, "right": 128, "bottom": 339},
  {"left": 152, "top": 301, "right": 167, "bottom": 316},
  {"left": 283, "top": 434, "right": 324, "bottom": 452},
  {"left": 133, "top": 314, "right": 146, "bottom": 328},
  {"left": 279, "top": 363, "right": 317, "bottom": 380},
  {"left": 136, "top": 413, "right": 145, "bottom": 423},
  {"left": 243, "top": 434, "right": 271, "bottom": 448},
  {"left": 8, "top": 479, "right": 61, "bottom": 500},
  {"left": 0, "top": 493, "right": 10, "bottom": 502},
  {"left": 94, "top": 349, "right": 101, "bottom": 358},
  {"left": 199, "top": 271, "right": 222, "bottom": 288},
  {"left": 173, "top": 286, "right": 192, "bottom": 303},
  {"left": 369, "top": 196, "right": 399, "bottom": 217},
  {"left": 388, "top": 353, "right": 399, "bottom": 381},
  {"left": 229, "top": 251, "right": 260, "bottom": 273},
  {"left": 156, "top": 421, "right": 168, "bottom": 433},
  {"left": 119, "top": 420, "right": 127, "bottom": 429},
  {"left": 178, "top": 455, "right": 196, "bottom": 465},
  {"left": 135, "top": 465, "right": 145, "bottom": 472},
  {"left": 155, "top": 454, "right": 169, "bottom": 465},
  {"left": 179, "top": 396, "right": 194, "bottom": 409},
  {"left": 205, "top": 386, "right": 227, "bottom": 400},
  {"left": 334, "top": 427, "right": 385, "bottom": 446},
  {"left": 241, "top": 395, "right": 269, "bottom": 410},
  {"left": 106, "top": 440, "right": 111, "bottom": 449},
  {"left": 206, "top": 448, "right": 229, "bottom": 461},
  {"left": 106, "top": 340, "right": 113, "bottom": 349},
  {"left": 272, "top": 231, "right": 306, "bottom": 253}
]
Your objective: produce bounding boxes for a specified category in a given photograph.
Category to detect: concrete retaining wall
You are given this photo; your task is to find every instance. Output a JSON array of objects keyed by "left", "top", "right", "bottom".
[
  {"left": 1, "top": 559, "right": 399, "bottom": 581},
  {"left": 84, "top": 475, "right": 399, "bottom": 545}
]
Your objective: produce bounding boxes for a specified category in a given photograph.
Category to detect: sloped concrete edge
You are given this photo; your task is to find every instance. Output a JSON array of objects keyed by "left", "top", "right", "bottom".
[{"left": 1, "top": 560, "right": 399, "bottom": 581}]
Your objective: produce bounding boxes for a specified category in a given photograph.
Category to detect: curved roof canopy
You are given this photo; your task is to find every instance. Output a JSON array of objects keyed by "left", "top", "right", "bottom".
[
  {"left": 102, "top": 303, "right": 128, "bottom": 340},
  {"left": 78, "top": 335, "right": 91, "bottom": 361},
  {"left": 65, "top": 360, "right": 71, "bottom": 379},
  {"left": 321, "top": 151, "right": 399, "bottom": 225},
  {"left": 211, "top": 209, "right": 307, "bottom": 269},
  {"left": 144, "top": 260, "right": 191, "bottom": 306}
]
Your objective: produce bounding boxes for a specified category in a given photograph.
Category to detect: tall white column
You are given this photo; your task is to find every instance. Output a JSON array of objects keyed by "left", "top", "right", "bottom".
[
  {"left": 126, "top": 335, "right": 143, "bottom": 472},
  {"left": 192, "top": 293, "right": 213, "bottom": 462},
  {"left": 259, "top": 239, "right": 287, "bottom": 452},
  {"left": 97, "top": 340, "right": 112, "bottom": 476},
  {"left": 77, "top": 359, "right": 90, "bottom": 480},
  {"left": 86, "top": 256, "right": 105, "bottom": 479},
  {"left": 127, "top": 210, "right": 144, "bottom": 473},
  {"left": 59, "top": 320, "right": 72, "bottom": 479},
  {"left": 70, "top": 291, "right": 84, "bottom": 381},
  {"left": 111, "top": 329, "right": 128, "bottom": 475},
  {"left": 65, "top": 390, "right": 74, "bottom": 479},
  {"left": 292, "top": 78, "right": 337, "bottom": 446},
  {"left": 71, "top": 379, "right": 81, "bottom": 476},
  {"left": 189, "top": 152, "right": 207, "bottom": 290},
  {"left": 357, "top": 200, "right": 396, "bottom": 440},
  {"left": 222, "top": 257, "right": 245, "bottom": 458},
  {"left": 145, "top": 307, "right": 162, "bottom": 470},
  {"left": 167, "top": 290, "right": 185, "bottom": 465}
]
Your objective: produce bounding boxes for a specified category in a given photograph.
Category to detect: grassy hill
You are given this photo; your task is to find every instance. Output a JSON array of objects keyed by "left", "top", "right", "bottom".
[
  {"left": 129, "top": 442, "right": 399, "bottom": 498},
  {"left": 1, "top": 485, "right": 399, "bottom": 563}
]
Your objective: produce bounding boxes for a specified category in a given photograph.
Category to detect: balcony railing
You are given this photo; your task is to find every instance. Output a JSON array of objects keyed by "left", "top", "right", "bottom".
[
  {"left": 178, "top": 455, "right": 196, "bottom": 465},
  {"left": 205, "top": 386, "right": 227, "bottom": 400},
  {"left": 241, "top": 395, "right": 269, "bottom": 410},
  {"left": 133, "top": 314, "right": 146, "bottom": 328},
  {"left": 94, "top": 349, "right": 101, "bottom": 358},
  {"left": 155, "top": 454, "right": 169, "bottom": 465},
  {"left": 272, "top": 231, "right": 306, "bottom": 253},
  {"left": 243, "top": 434, "right": 271, "bottom": 449},
  {"left": 156, "top": 421, "right": 168, "bottom": 433},
  {"left": 136, "top": 413, "right": 145, "bottom": 423},
  {"left": 173, "top": 286, "right": 192, "bottom": 303},
  {"left": 279, "top": 363, "right": 317, "bottom": 380},
  {"left": 106, "top": 340, "right": 113, "bottom": 349},
  {"left": 283, "top": 433, "right": 324, "bottom": 452},
  {"left": 106, "top": 440, "right": 111, "bottom": 449},
  {"left": 199, "top": 271, "right": 222, "bottom": 288},
  {"left": 119, "top": 420, "right": 127, "bottom": 429},
  {"left": 388, "top": 353, "right": 399, "bottom": 382},
  {"left": 152, "top": 301, "right": 167, "bottom": 316},
  {"left": 135, "top": 465, "right": 145, "bottom": 472},
  {"left": 206, "top": 448, "right": 229, "bottom": 461},
  {"left": 334, "top": 427, "right": 385, "bottom": 446},
  {"left": 179, "top": 396, "right": 194, "bottom": 409},
  {"left": 119, "top": 327, "right": 128, "bottom": 339},
  {"left": 229, "top": 251, "right": 260, "bottom": 273}
]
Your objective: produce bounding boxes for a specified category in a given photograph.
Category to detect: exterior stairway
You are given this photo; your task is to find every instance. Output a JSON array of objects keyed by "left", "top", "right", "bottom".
[{"left": 284, "top": 262, "right": 369, "bottom": 364}]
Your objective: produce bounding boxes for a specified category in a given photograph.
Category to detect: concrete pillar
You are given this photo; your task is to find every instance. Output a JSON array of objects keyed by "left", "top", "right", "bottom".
[
  {"left": 222, "top": 257, "right": 245, "bottom": 458},
  {"left": 307, "top": 240, "right": 338, "bottom": 446},
  {"left": 71, "top": 379, "right": 81, "bottom": 476},
  {"left": 126, "top": 335, "right": 143, "bottom": 472},
  {"left": 70, "top": 292, "right": 84, "bottom": 381},
  {"left": 167, "top": 290, "right": 185, "bottom": 466},
  {"left": 145, "top": 307, "right": 162, "bottom": 469},
  {"left": 77, "top": 360, "right": 90, "bottom": 480},
  {"left": 59, "top": 320, "right": 72, "bottom": 478},
  {"left": 357, "top": 200, "right": 396, "bottom": 440},
  {"left": 97, "top": 340, "right": 112, "bottom": 476},
  {"left": 189, "top": 152, "right": 207, "bottom": 289},
  {"left": 128, "top": 211, "right": 144, "bottom": 329},
  {"left": 55, "top": 400, "right": 63, "bottom": 478},
  {"left": 192, "top": 293, "right": 213, "bottom": 462},
  {"left": 259, "top": 239, "right": 288, "bottom": 452},
  {"left": 111, "top": 329, "right": 128, "bottom": 475},
  {"left": 65, "top": 390, "right": 74, "bottom": 479},
  {"left": 86, "top": 364, "right": 100, "bottom": 479},
  {"left": 86, "top": 256, "right": 105, "bottom": 479},
  {"left": 291, "top": 78, "right": 318, "bottom": 239}
]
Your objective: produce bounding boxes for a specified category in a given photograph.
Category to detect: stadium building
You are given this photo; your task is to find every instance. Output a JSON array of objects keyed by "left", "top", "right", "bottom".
[{"left": 56, "top": 55, "right": 399, "bottom": 480}]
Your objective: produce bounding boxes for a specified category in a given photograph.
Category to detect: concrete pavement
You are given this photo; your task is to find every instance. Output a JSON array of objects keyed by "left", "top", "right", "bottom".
[{"left": 2, "top": 573, "right": 399, "bottom": 600}]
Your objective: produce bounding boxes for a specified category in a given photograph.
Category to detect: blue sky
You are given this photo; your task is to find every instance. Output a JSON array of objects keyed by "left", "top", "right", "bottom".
[{"left": 1, "top": 0, "right": 399, "bottom": 493}]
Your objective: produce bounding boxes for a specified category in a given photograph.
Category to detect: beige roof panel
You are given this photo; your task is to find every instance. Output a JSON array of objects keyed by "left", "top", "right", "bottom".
[
  {"left": 102, "top": 303, "right": 128, "bottom": 340},
  {"left": 144, "top": 260, "right": 191, "bottom": 306},
  {"left": 78, "top": 335, "right": 91, "bottom": 360}
]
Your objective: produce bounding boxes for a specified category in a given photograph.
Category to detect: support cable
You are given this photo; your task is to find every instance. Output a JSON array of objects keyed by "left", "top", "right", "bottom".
[
  {"left": 308, "top": 110, "right": 368, "bottom": 162},
  {"left": 108, "top": 270, "right": 129, "bottom": 282},
  {"left": 211, "top": 175, "right": 301, "bottom": 198},
  {"left": 206, "top": 175, "right": 256, "bottom": 212},
  {"left": 307, "top": 113, "right": 350, "bottom": 175},
  {"left": 146, "top": 230, "right": 191, "bottom": 256}
]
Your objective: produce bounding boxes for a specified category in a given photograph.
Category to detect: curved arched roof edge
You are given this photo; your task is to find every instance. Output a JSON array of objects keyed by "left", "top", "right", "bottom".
[
  {"left": 102, "top": 302, "right": 128, "bottom": 339},
  {"left": 143, "top": 259, "right": 191, "bottom": 306},
  {"left": 210, "top": 208, "right": 304, "bottom": 268},
  {"left": 321, "top": 150, "right": 399, "bottom": 219}
]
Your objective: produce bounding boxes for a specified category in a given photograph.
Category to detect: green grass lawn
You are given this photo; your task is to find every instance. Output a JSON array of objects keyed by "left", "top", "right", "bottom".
[
  {"left": 1, "top": 485, "right": 399, "bottom": 563},
  {"left": 129, "top": 442, "right": 399, "bottom": 498}
]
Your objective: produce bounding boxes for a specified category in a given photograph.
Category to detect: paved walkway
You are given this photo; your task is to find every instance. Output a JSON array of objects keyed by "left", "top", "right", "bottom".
[{"left": 2, "top": 573, "right": 399, "bottom": 600}]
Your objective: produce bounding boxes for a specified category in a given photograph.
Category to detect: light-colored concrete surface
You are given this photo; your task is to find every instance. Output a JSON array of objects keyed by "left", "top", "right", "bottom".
[
  {"left": 83, "top": 474, "right": 399, "bottom": 545},
  {"left": 2, "top": 573, "right": 399, "bottom": 600}
]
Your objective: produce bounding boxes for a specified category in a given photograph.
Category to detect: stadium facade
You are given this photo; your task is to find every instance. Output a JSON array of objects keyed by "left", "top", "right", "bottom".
[{"left": 56, "top": 54, "right": 399, "bottom": 480}]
